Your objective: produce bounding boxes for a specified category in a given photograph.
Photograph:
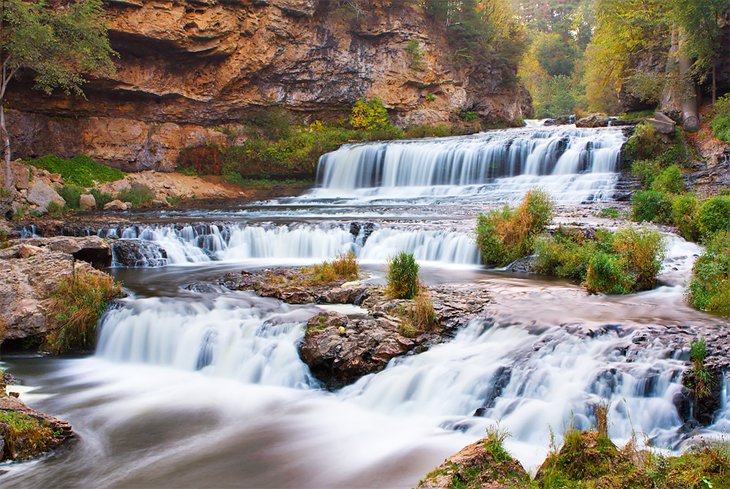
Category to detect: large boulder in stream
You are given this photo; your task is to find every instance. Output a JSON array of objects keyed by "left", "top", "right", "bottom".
[
  {"left": 112, "top": 240, "right": 168, "bottom": 267},
  {"left": 417, "top": 437, "right": 530, "bottom": 489}
]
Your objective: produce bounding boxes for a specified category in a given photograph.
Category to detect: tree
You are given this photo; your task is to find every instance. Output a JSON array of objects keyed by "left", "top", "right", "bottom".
[{"left": 0, "top": 0, "right": 116, "bottom": 191}]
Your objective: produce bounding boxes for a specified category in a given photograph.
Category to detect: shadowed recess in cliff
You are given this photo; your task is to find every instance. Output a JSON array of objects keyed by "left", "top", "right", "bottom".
[{"left": 311, "top": 126, "right": 626, "bottom": 203}]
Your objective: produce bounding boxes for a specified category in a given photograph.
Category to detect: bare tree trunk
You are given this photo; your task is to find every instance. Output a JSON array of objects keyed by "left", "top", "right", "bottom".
[
  {"left": 678, "top": 32, "right": 699, "bottom": 131},
  {"left": 0, "top": 100, "right": 11, "bottom": 192}
]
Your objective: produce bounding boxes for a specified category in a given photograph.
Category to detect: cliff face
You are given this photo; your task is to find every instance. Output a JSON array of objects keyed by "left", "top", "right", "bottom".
[{"left": 8, "top": 0, "right": 529, "bottom": 171}]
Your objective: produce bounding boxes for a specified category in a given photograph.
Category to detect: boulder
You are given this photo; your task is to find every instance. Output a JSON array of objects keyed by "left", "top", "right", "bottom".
[
  {"left": 11, "top": 162, "right": 31, "bottom": 190},
  {"left": 576, "top": 113, "right": 611, "bottom": 128},
  {"left": 79, "top": 193, "right": 96, "bottom": 210},
  {"left": 417, "top": 437, "right": 530, "bottom": 489},
  {"left": 26, "top": 181, "right": 65, "bottom": 211},
  {"left": 319, "top": 284, "right": 370, "bottom": 304},
  {"left": 112, "top": 240, "right": 168, "bottom": 268},
  {"left": 103, "top": 199, "right": 128, "bottom": 211}
]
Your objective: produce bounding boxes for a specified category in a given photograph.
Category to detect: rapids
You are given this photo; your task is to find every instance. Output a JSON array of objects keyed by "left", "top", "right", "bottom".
[{"left": 2, "top": 125, "right": 728, "bottom": 488}]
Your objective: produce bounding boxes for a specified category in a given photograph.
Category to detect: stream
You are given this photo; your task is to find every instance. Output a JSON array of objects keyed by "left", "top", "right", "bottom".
[{"left": 2, "top": 125, "right": 729, "bottom": 488}]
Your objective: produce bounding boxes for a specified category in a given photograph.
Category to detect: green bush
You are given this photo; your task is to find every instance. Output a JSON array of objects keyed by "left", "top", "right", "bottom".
[
  {"left": 534, "top": 231, "right": 598, "bottom": 281},
  {"left": 118, "top": 183, "right": 155, "bottom": 208},
  {"left": 611, "top": 226, "right": 665, "bottom": 291},
  {"left": 710, "top": 93, "right": 730, "bottom": 143},
  {"left": 672, "top": 193, "right": 700, "bottom": 241},
  {"left": 90, "top": 189, "right": 113, "bottom": 210},
  {"left": 386, "top": 252, "right": 420, "bottom": 300},
  {"left": 56, "top": 185, "right": 84, "bottom": 210},
  {"left": 697, "top": 196, "right": 730, "bottom": 236},
  {"left": 585, "top": 251, "right": 634, "bottom": 295},
  {"left": 27, "top": 154, "right": 125, "bottom": 187},
  {"left": 350, "top": 98, "right": 391, "bottom": 130},
  {"left": 688, "top": 231, "right": 730, "bottom": 316},
  {"left": 631, "top": 190, "right": 673, "bottom": 224},
  {"left": 651, "top": 165, "right": 685, "bottom": 194},
  {"left": 631, "top": 159, "right": 662, "bottom": 190},
  {"left": 624, "top": 122, "right": 664, "bottom": 161},
  {"left": 245, "top": 106, "right": 292, "bottom": 141},
  {"left": 476, "top": 189, "right": 554, "bottom": 267}
]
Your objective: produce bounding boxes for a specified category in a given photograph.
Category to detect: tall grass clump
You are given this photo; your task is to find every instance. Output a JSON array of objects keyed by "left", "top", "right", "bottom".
[
  {"left": 476, "top": 189, "right": 554, "bottom": 266},
  {"left": 697, "top": 195, "right": 730, "bottom": 236},
  {"left": 398, "top": 291, "right": 439, "bottom": 338},
  {"left": 533, "top": 230, "right": 598, "bottom": 281},
  {"left": 387, "top": 252, "right": 419, "bottom": 299},
  {"left": 688, "top": 231, "right": 730, "bottom": 316},
  {"left": 27, "top": 154, "right": 125, "bottom": 186},
  {"left": 55, "top": 184, "right": 85, "bottom": 210},
  {"left": 45, "top": 270, "right": 124, "bottom": 354},
  {"left": 118, "top": 183, "right": 155, "bottom": 207},
  {"left": 309, "top": 251, "right": 359, "bottom": 284}
]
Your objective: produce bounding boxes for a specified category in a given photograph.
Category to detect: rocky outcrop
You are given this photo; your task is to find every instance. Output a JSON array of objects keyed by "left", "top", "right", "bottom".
[
  {"left": 417, "top": 437, "right": 530, "bottom": 489},
  {"left": 111, "top": 239, "right": 168, "bottom": 267},
  {"left": 25, "top": 181, "right": 65, "bottom": 212},
  {"left": 0, "top": 373, "right": 73, "bottom": 462},
  {"left": 8, "top": 0, "right": 528, "bottom": 171},
  {"left": 0, "top": 236, "right": 112, "bottom": 342}
]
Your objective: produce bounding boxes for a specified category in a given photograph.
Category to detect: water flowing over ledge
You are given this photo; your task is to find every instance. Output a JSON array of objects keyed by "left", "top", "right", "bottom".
[{"left": 311, "top": 126, "right": 626, "bottom": 203}]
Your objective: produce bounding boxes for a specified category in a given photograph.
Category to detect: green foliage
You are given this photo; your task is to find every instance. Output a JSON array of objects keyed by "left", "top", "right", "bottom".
[
  {"left": 0, "top": 410, "right": 56, "bottom": 461},
  {"left": 244, "top": 106, "right": 293, "bottom": 141},
  {"left": 460, "top": 111, "right": 479, "bottom": 122},
  {"left": 631, "top": 159, "right": 662, "bottom": 190},
  {"left": 118, "top": 183, "right": 155, "bottom": 208},
  {"left": 688, "top": 231, "right": 730, "bottom": 316},
  {"left": 476, "top": 189, "right": 554, "bottom": 267},
  {"left": 1, "top": 0, "right": 116, "bottom": 97},
  {"left": 534, "top": 230, "right": 598, "bottom": 281},
  {"left": 405, "top": 40, "right": 425, "bottom": 70},
  {"left": 350, "top": 98, "right": 391, "bottom": 131},
  {"left": 44, "top": 270, "right": 123, "bottom": 354},
  {"left": 404, "top": 123, "right": 451, "bottom": 138},
  {"left": 625, "top": 123, "right": 665, "bottom": 162},
  {"left": 651, "top": 165, "right": 685, "bottom": 194},
  {"left": 56, "top": 184, "right": 84, "bottom": 210},
  {"left": 386, "top": 252, "right": 420, "bottom": 300},
  {"left": 425, "top": 93, "right": 436, "bottom": 102},
  {"left": 27, "top": 154, "right": 125, "bottom": 187},
  {"left": 631, "top": 190, "right": 674, "bottom": 224},
  {"left": 673, "top": 193, "right": 700, "bottom": 241},
  {"left": 698, "top": 196, "right": 730, "bottom": 236},
  {"left": 90, "top": 188, "right": 113, "bottom": 210},
  {"left": 585, "top": 251, "right": 634, "bottom": 295},
  {"left": 597, "top": 207, "right": 621, "bottom": 219},
  {"left": 711, "top": 94, "right": 730, "bottom": 143}
]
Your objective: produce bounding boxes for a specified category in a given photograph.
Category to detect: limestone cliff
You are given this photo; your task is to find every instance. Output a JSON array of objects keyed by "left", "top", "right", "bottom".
[{"left": 8, "top": 0, "right": 529, "bottom": 171}]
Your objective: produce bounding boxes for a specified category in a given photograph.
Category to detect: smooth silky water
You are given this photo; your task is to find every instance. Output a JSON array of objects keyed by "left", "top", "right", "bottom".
[{"left": 3, "top": 126, "right": 728, "bottom": 488}]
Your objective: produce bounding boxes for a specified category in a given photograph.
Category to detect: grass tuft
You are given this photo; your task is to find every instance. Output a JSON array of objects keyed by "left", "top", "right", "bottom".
[{"left": 386, "top": 252, "right": 420, "bottom": 300}]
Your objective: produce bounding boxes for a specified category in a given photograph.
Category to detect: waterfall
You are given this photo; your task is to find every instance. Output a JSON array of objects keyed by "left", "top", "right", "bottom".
[
  {"left": 96, "top": 294, "right": 317, "bottom": 388},
  {"left": 311, "top": 126, "right": 625, "bottom": 202},
  {"left": 106, "top": 223, "right": 482, "bottom": 267}
]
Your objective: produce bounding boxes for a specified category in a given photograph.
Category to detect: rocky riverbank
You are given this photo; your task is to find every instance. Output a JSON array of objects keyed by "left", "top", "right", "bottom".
[{"left": 0, "top": 373, "right": 72, "bottom": 463}]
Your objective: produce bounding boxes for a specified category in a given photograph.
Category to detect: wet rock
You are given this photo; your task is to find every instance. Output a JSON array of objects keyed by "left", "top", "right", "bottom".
[
  {"left": 319, "top": 284, "right": 370, "bottom": 305},
  {"left": 103, "top": 200, "right": 129, "bottom": 211},
  {"left": 299, "top": 311, "right": 415, "bottom": 390},
  {"left": 505, "top": 256, "right": 536, "bottom": 274},
  {"left": 26, "top": 181, "right": 65, "bottom": 212},
  {"left": 0, "top": 238, "right": 113, "bottom": 341},
  {"left": 349, "top": 222, "right": 376, "bottom": 243},
  {"left": 417, "top": 437, "right": 530, "bottom": 489},
  {"left": 576, "top": 113, "right": 611, "bottom": 128},
  {"left": 112, "top": 240, "right": 168, "bottom": 268},
  {"left": 79, "top": 193, "right": 96, "bottom": 210}
]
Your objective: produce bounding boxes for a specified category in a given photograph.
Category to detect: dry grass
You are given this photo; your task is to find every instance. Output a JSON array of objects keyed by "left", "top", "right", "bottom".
[
  {"left": 45, "top": 269, "right": 123, "bottom": 354},
  {"left": 307, "top": 251, "right": 359, "bottom": 284},
  {"left": 397, "top": 291, "right": 439, "bottom": 338},
  {"left": 0, "top": 411, "right": 56, "bottom": 461}
]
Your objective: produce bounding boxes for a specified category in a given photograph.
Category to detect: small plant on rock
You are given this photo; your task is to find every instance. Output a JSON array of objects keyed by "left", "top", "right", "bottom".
[{"left": 689, "top": 337, "right": 713, "bottom": 400}]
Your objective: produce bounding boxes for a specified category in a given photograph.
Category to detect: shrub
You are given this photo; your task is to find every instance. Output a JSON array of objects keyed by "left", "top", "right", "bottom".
[
  {"left": 631, "top": 190, "right": 673, "bottom": 224},
  {"left": 309, "top": 251, "right": 359, "bottom": 284},
  {"left": 651, "top": 165, "right": 685, "bottom": 194},
  {"left": 672, "top": 193, "right": 700, "bottom": 241},
  {"left": 597, "top": 207, "right": 620, "bottom": 219},
  {"left": 44, "top": 270, "right": 123, "bottom": 354},
  {"left": 404, "top": 123, "right": 452, "bottom": 138},
  {"left": 90, "top": 189, "right": 114, "bottom": 210},
  {"left": 624, "top": 122, "right": 664, "bottom": 161},
  {"left": 27, "top": 154, "right": 125, "bottom": 187},
  {"left": 56, "top": 184, "right": 85, "bottom": 210},
  {"left": 585, "top": 251, "right": 634, "bottom": 294},
  {"left": 405, "top": 39, "right": 425, "bottom": 70},
  {"left": 386, "top": 252, "right": 419, "bottom": 299},
  {"left": 245, "top": 106, "right": 293, "bottom": 141},
  {"left": 350, "top": 98, "right": 391, "bottom": 130},
  {"left": 476, "top": 189, "right": 554, "bottom": 266},
  {"left": 534, "top": 231, "right": 597, "bottom": 281},
  {"left": 460, "top": 110, "right": 479, "bottom": 122},
  {"left": 710, "top": 93, "right": 730, "bottom": 143},
  {"left": 697, "top": 195, "right": 730, "bottom": 236},
  {"left": 631, "top": 159, "right": 662, "bottom": 189},
  {"left": 689, "top": 337, "right": 713, "bottom": 400},
  {"left": 688, "top": 231, "right": 730, "bottom": 316},
  {"left": 611, "top": 227, "right": 665, "bottom": 291},
  {"left": 118, "top": 183, "right": 155, "bottom": 207}
]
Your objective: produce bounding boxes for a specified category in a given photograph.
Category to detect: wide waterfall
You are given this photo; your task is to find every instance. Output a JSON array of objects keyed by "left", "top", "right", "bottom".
[
  {"left": 105, "top": 223, "right": 482, "bottom": 267},
  {"left": 312, "top": 126, "right": 625, "bottom": 202}
]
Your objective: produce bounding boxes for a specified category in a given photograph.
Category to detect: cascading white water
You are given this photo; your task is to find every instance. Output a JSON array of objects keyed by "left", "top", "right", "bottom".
[
  {"left": 107, "top": 223, "right": 482, "bottom": 267},
  {"left": 311, "top": 126, "right": 625, "bottom": 202},
  {"left": 96, "top": 294, "right": 317, "bottom": 388}
]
